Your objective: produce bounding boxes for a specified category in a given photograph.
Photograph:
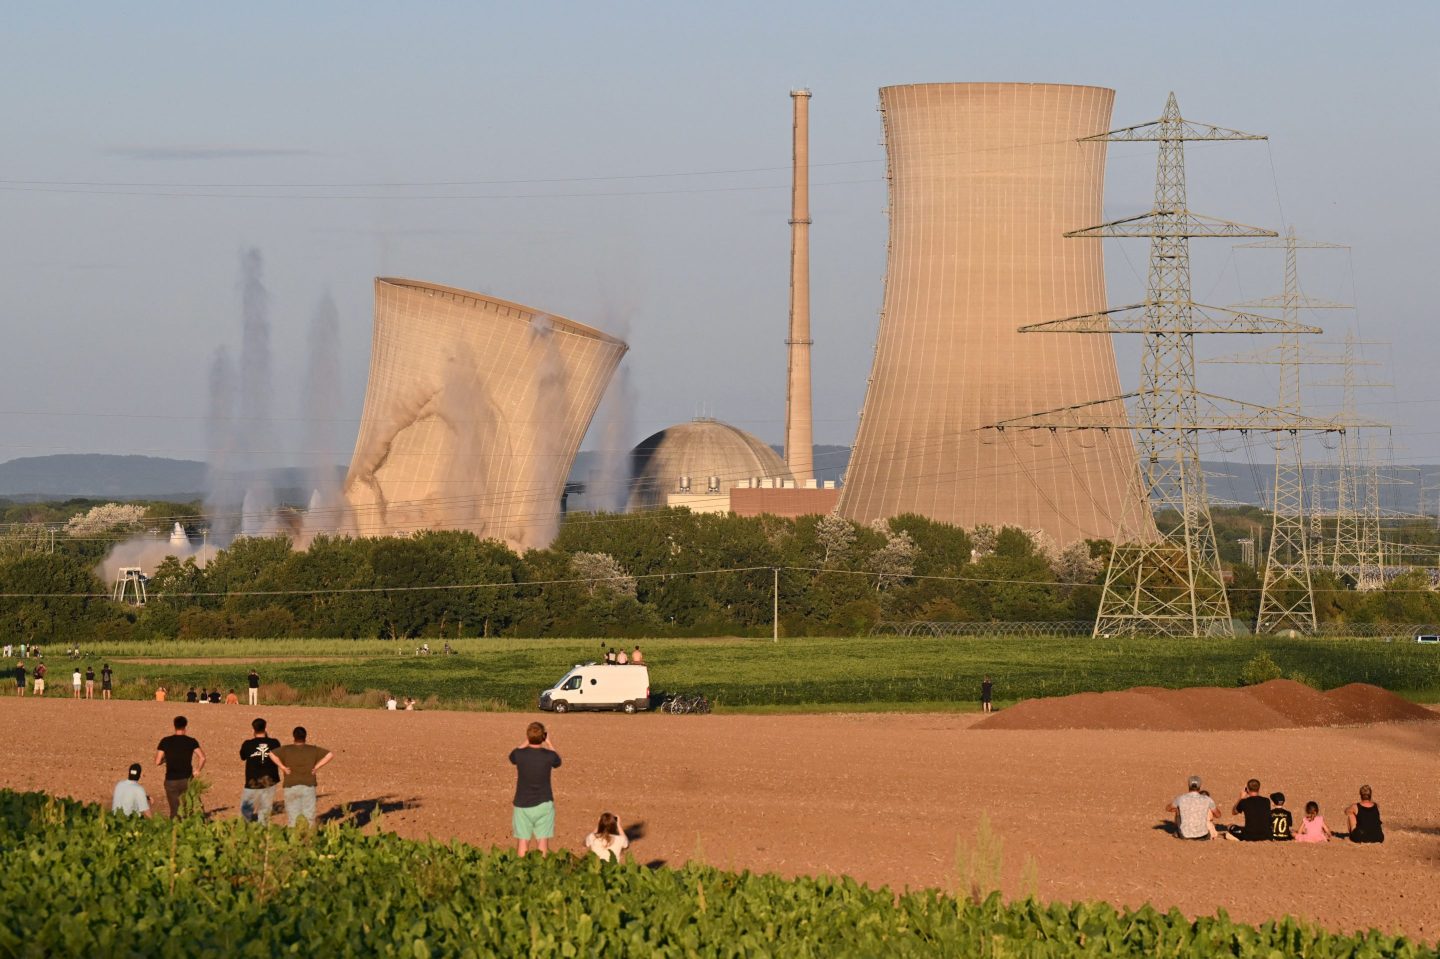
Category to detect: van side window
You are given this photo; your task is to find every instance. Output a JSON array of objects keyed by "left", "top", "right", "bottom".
[
  {"left": 590, "top": 678, "right": 598, "bottom": 685},
  {"left": 561, "top": 676, "right": 582, "bottom": 690}
]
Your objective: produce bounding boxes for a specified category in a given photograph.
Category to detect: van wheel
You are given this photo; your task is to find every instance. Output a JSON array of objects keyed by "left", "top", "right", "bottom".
[
  {"left": 622, "top": 701, "right": 637, "bottom": 714},
  {"left": 552, "top": 700, "right": 568, "bottom": 714}
]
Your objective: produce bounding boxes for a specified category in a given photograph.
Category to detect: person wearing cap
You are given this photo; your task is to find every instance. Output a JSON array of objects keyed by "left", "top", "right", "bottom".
[
  {"left": 1166, "top": 775, "right": 1218, "bottom": 840},
  {"left": 111, "top": 763, "right": 152, "bottom": 818}
]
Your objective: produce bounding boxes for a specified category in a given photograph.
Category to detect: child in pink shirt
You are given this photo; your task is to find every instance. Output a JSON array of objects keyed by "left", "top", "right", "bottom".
[{"left": 1294, "top": 801, "right": 1331, "bottom": 843}]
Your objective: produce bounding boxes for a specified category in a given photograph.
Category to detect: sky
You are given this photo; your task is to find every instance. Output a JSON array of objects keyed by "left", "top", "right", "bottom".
[{"left": 2, "top": 0, "right": 1436, "bottom": 474}]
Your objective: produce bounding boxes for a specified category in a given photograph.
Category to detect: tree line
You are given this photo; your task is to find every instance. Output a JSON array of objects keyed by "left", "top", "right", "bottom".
[{"left": 1, "top": 503, "right": 1438, "bottom": 640}]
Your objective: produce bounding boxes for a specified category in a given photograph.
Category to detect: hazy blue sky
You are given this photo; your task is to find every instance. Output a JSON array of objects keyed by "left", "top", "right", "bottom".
[{"left": 2, "top": 1, "right": 1435, "bottom": 471}]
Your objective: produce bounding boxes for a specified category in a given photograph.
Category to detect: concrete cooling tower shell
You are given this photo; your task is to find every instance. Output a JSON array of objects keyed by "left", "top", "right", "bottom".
[
  {"left": 343, "top": 278, "right": 627, "bottom": 549},
  {"left": 839, "top": 82, "right": 1145, "bottom": 545},
  {"left": 627, "top": 418, "right": 791, "bottom": 511}
]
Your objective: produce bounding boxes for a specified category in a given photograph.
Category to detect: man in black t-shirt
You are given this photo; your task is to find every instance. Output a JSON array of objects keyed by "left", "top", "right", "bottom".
[
  {"left": 100, "top": 663, "right": 113, "bottom": 700},
  {"left": 155, "top": 715, "right": 206, "bottom": 818},
  {"left": 13, "top": 661, "right": 24, "bottom": 697},
  {"left": 247, "top": 669, "right": 260, "bottom": 706},
  {"left": 509, "top": 722, "right": 561, "bottom": 855},
  {"left": 980, "top": 676, "right": 994, "bottom": 713},
  {"left": 238, "top": 717, "right": 282, "bottom": 824},
  {"left": 1229, "top": 778, "right": 1272, "bottom": 841}
]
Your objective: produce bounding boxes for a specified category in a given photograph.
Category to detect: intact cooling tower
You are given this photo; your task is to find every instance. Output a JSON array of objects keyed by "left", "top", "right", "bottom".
[
  {"left": 839, "top": 83, "right": 1144, "bottom": 545},
  {"left": 342, "top": 278, "right": 627, "bottom": 550}
]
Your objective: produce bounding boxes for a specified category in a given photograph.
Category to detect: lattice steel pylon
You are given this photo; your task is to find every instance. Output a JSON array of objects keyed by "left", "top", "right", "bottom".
[
  {"left": 1316, "top": 333, "right": 1390, "bottom": 589},
  {"left": 1209, "top": 230, "right": 1350, "bottom": 632},
  {"left": 984, "top": 93, "right": 1341, "bottom": 637}
]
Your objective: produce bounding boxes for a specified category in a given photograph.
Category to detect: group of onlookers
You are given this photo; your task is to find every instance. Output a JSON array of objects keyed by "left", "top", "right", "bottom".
[
  {"left": 601, "top": 646, "right": 644, "bottom": 665},
  {"left": 1169, "top": 776, "right": 1385, "bottom": 844},
  {"left": 13, "top": 660, "right": 112, "bottom": 699},
  {"left": 110, "top": 714, "right": 333, "bottom": 827}
]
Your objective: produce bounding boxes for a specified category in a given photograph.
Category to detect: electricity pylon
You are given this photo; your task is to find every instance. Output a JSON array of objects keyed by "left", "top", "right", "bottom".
[
  {"left": 1205, "top": 230, "right": 1350, "bottom": 633},
  {"left": 1313, "top": 333, "right": 1390, "bottom": 589},
  {"left": 985, "top": 93, "right": 1341, "bottom": 637}
]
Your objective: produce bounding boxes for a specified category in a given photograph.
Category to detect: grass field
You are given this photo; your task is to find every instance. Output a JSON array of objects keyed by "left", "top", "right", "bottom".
[{"left": 37, "top": 635, "right": 1440, "bottom": 712}]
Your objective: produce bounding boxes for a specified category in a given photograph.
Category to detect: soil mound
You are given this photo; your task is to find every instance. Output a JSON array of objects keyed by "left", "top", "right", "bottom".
[{"left": 976, "top": 679, "right": 1436, "bottom": 732}]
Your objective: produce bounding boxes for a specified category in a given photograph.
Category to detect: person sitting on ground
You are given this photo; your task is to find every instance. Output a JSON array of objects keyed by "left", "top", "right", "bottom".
[
  {"left": 631, "top": 646, "right": 644, "bottom": 665},
  {"left": 443, "top": 642, "right": 452, "bottom": 656},
  {"left": 1269, "top": 792, "right": 1293, "bottom": 842},
  {"left": 1166, "top": 775, "right": 1219, "bottom": 841},
  {"left": 1346, "top": 785, "right": 1385, "bottom": 843},
  {"left": 1295, "top": 800, "right": 1331, "bottom": 843},
  {"left": 584, "top": 812, "right": 630, "bottom": 862},
  {"left": 385, "top": 694, "right": 397, "bottom": 711},
  {"left": 224, "top": 688, "right": 239, "bottom": 705},
  {"left": 207, "top": 689, "right": 221, "bottom": 705},
  {"left": 154, "top": 685, "right": 167, "bottom": 702},
  {"left": 185, "top": 687, "right": 198, "bottom": 704},
  {"left": 1229, "top": 779, "right": 1272, "bottom": 841},
  {"left": 403, "top": 697, "right": 416, "bottom": 711},
  {"left": 616, "top": 648, "right": 629, "bottom": 665},
  {"left": 111, "top": 762, "right": 152, "bottom": 818}
]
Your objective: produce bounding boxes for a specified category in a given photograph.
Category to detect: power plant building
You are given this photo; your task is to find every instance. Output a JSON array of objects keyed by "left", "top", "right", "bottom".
[
  {"left": 839, "top": 82, "right": 1146, "bottom": 545},
  {"left": 342, "top": 278, "right": 627, "bottom": 550},
  {"left": 627, "top": 418, "right": 793, "bottom": 514}
]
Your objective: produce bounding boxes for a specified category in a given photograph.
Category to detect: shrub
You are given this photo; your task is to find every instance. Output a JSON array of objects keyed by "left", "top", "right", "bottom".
[{"left": 1240, "top": 651, "right": 1284, "bottom": 686}]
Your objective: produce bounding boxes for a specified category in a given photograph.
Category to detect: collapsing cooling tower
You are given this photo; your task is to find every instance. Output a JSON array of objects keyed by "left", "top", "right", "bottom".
[
  {"left": 839, "top": 83, "right": 1145, "bottom": 545},
  {"left": 343, "top": 278, "right": 627, "bottom": 550}
]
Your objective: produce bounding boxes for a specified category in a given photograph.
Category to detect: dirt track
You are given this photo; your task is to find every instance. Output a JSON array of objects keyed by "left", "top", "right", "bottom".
[{"left": 1, "top": 698, "right": 1437, "bottom": 941}]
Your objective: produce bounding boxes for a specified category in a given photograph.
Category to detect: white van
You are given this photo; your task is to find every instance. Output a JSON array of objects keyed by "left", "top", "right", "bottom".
[{"left": 539, "top": 664, "right": 651, "bottom": 714}]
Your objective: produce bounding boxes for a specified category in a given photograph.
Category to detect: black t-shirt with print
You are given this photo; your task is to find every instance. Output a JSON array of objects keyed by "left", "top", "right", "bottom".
[
  {"left": 239, "top": 736, "right": 282, "bottom": 788},
  {"left": 157, "top": 734, "right": 201, "bottom": 781},
  {"left": 1236, "top": 795, "right": 1272, "bottom": 840},
  {"left": 1270, "top": 807, "right": 1293, "bottom": 840}
]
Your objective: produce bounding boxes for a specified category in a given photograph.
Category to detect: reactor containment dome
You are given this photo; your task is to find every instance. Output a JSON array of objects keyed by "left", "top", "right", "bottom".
[
  {"left": 342, "top": 278, "right": 627, "bottom": 549},
  {"left": 627, "top": 418, "right": 792, "bottom": 512},
  {"left": 839, "top": 82, "right": 1146, "bottom": 545}
]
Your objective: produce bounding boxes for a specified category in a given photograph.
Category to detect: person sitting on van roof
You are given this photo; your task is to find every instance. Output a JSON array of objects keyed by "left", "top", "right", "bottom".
[
  {"left": 605, "top": 648, "right": 617, "bottom": 665},
  {"left": 615, "top": 649, "right": 628, "bottom": 665},
  {"left": 630, "top": 646, "right": 644, "bottom": 664}
]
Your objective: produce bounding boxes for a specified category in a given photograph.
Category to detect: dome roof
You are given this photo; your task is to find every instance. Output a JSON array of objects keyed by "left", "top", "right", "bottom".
[{"left": 627, "top": 418, "right": 791, "bottom": 510}]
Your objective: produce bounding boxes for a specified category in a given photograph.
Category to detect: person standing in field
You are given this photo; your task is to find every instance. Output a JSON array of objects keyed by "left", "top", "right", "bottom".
[
  {"left": 247, "top": 669, "right": 260, "bottom": 706},
  {"left": 101, "top": 663, "right": 113, "bottom": 700},
  {"left": 510, "top": 721, "right": 561, "bottom": 856},
  {"left": 13, "top": 661, "right": 25, "bottom": 697},
  {"left": 238, "top": 718, "right": 282, "bottom": 824},
  {"left": 271, "top": 726, "right": 333, "bottom": 827},
  {"left": 155, "top": 716, "right": 206, "bottom": 818},
  {"left": 111, "top": 763, "right": 152, "bottom": 818},
  {"left": 71, "top": 667, "right": 82, "bottom": 699},
  {"left": 33, "top": 662, "right": 46, "bottom": 697},
  {"left": 980, "top": 676, "right": 993, "bottom": 713},
  {"left": 84, "top": 664, "right": 95, "bottom": 699}
]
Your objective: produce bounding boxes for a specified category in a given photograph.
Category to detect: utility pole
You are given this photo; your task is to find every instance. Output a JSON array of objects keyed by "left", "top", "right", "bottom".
[
  {"left": 772, "top": 567, "right": 780, "bottom": 643},
  {"left": 985, "top": 93, "right": 1339, "bottom": 637}
]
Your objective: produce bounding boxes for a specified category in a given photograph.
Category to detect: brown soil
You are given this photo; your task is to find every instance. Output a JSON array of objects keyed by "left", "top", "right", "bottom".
[
  {"left": 1, "top": 699, "right": 1437, "bottom": 942},
  {"left": 976, "top": 680, "right": 1437, "bottom": 731}
]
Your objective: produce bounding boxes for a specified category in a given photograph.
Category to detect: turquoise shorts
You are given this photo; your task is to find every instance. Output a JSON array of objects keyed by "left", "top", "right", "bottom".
[{"left": 512, "top": 801, "right": 555, "bottom": 840}]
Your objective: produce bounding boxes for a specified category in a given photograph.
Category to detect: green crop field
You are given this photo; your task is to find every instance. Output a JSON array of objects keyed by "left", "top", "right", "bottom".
[
  {"left": 1, "top": 790, "right": 1431, "bottom": 958},
  {"left": 40, "top": 635, "right": 1440, "bottom": 712}
]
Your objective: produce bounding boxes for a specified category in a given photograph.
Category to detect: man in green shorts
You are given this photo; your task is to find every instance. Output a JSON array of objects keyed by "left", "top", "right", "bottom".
[{"left": 509, "top": 722, "right": 561, "bottom": 855}]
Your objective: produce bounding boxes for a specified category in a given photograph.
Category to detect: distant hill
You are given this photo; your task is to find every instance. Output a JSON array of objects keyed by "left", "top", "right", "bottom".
[
  {"left": 4, "top": 451, "right": 1435, "bottom": 516},
  {"left": 0, "top": 455, "right": 343, "bottom": 504}
]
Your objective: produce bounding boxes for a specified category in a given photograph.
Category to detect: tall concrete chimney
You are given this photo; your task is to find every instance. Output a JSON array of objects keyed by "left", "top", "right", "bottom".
[{"left": 784, "top": 89, "right": 815, "bottom": 482}]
